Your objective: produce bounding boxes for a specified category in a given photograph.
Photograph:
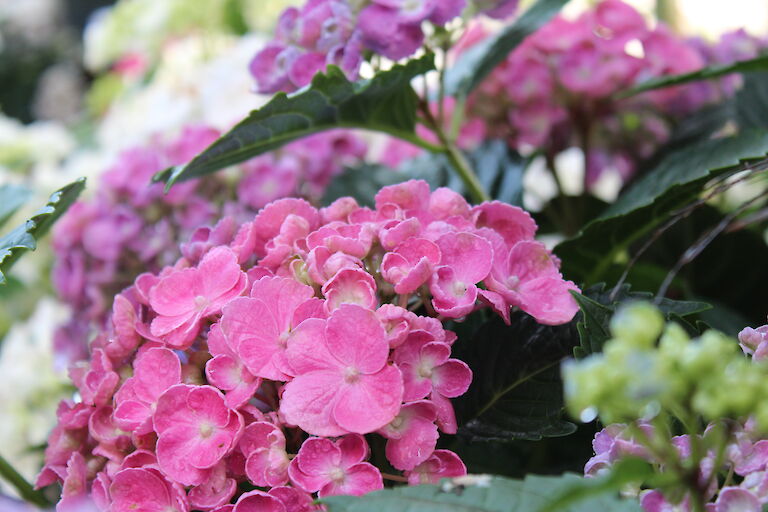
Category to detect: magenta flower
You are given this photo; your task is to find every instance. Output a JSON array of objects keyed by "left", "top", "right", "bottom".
[
  {"left": 323, "top": 268, "right": 378, "bottom": 311},
  {"left": 220, "top": 276, "right": 321, "bottom": 381},
  {"left": 378, "top": 400, "right": 439, "bottom": 470},
  {"left": 281, "top": 304, "right": 403, "bottom": 436},
  {"left": 288, "top": 435, "right": 383, "bottom": 497},
  {"left": 153, "top": 384, "right": 244, "bottom": 485},
  {"left": 150, "top": 247, "right": 247, "bottom": 349},
  {"left": 430, "top": 232, "right": 493, "bottom": 318},
  {"left": 205, "top": 323, "right": 262, "bottom": 409},
  {"left": 110, "top": 467, "right": 189, "bottom": 512},
  {"left": 113, "top": 347, "right": 182, "bottom": 435},
  {"left": 393, "top": 336, "right": 472, "bottom": 403},
  {"left": 404, "top": 449, "right": 466, "bottom": 485},
  {"left": 381, "top": 238, "right": 441, "bottom": 295},
  {"left": 188, "top": 462, "right": 237, "bottom": 511},
  {"left": 239, "top": 421, "right": 290, "bottom": 487}
]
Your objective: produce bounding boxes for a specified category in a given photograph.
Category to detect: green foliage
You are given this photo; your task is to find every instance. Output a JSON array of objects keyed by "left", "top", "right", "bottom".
[
  {"left": 0, "top": 184, "right": 32, "bottom": 228},
  {"left": 735, "top": 72, "right": 768, "bottom": 130},
  {"left": 572, "top": 284, "right": 711, "bottom": 357},
  {"left": 555, "top": 131, "right": 768, "bottom": 283},
  {"left": 322, "top": 473, "right": 643, "bottom": 512},
  {"left": 322, "top": 140, "right": 527, "bottom": 207},
  {"left": 451, "top": 311, "right": 578, "bottom": 443},
  {"left": 623, "top": 54, "right": 768, "bottom": 97},
  {"left": 446, "top": 0, "right": 569, "bottom": 97},
  {"left": 157, "top": 55, "right": 436, "bottom": 188},
  {"left": 0, "top": 178, "right": 86, "bottom": 284}
]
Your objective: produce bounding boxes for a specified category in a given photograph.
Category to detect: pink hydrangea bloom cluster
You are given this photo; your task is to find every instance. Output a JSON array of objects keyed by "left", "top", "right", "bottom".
[
  {"left": 52, "top": 127, "right": 365, "bottom": 366},
  {"left": 457, "top": 0, "right": 766, "bottom": 187},
  {"left": 739, "top": 317, "right": 768, "bottom": 362},
  {"left": 40, "top": 179, "right": 578, "bottom": 511},
  {"left": 250, "top": 0, "right": 520, "bottom": 93},
  {"left": 586, "top": 421, "right": 768, "bottom": 512}
]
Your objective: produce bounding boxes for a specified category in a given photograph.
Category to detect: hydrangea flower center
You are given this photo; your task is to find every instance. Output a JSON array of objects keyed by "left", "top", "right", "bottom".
[{"left": 344, "top": 366, "right": 361, "bottom": 383}]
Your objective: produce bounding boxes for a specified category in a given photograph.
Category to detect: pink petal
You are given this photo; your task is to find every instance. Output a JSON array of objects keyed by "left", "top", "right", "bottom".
[
  {"left": 319, "top": 462, "right": 383, "bottom": 497},
  {"left": 333, "top": 365, "right": 403, "bottom": 434},
  {"left": 432, "top": 359, "right": 472, "bottom": 398},
  {"left": 325, "top": 304, "right": 388, "bottom": 374},
  {"left": 233, "top": 490, "right": 286, "bottom": 512},
  {"left": 280, "top": 370, "right": 346, "bottom": 437}
]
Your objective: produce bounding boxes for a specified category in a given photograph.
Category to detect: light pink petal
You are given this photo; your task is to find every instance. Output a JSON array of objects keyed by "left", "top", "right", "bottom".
[
  {"left": 333, "top": 365, "right": 403, "bottom": 434},
  {"left": 400, "top": 362, "right": 434, "bottom": 402},
  {"left": 319, "top": 462, "right": 383, "bottom": 497},
  {"left": 133, "top": 347, "right": 182, "bottom": 403},
  {"left": 435, "top": 232, "right": 493, "bottom": 283},
  {"left": 337, "top": 434, "right": 370, "bottom": 468},
  {"left": 198, "top": 247, "right": 246, "bottom": 300},
  {"left": 250, "top": 276, "right": 315, "bottom": 332},
  {"left": 221, "top": 297, "right": 285, "bottom": 380},
  {"left": 472, "top": 201, "right": 537, "bottom": 247},
  {"left": 432, "top": 359, "right": 472, "bottom": 398},
  {"left": 156, "top": 425, "right": 212, "bottom": 486},
  {"left": 154, "top": 384, "right": 195, "bottom": 433},
  {"left": 233, "top": 490, "right": 286, "bottom": 512},
  {"left": 323, "top": 269, "right": 378, "bottom": 311},
  {"left": 149, "top": 268, "right": 197, "bottom": 317},
  {"left": 325, "top": 304, "right": 388, "bottom": 373},
  {"left": 113, "top": 400, "right": 151, "bottom": 432},
  {"left": 431, "top": 392, "right": 458, "bottom": 434},
  {"left": 715, "top": 487, "right": 761, "bottom": 512},
  {"left": 109, "top": 468, "right": 172, "bottom": 512},
  {"left": 284, "top": 318, "right": 337, "bottom": 375},
  {"left": 280, "top": 370, "right": 346, "bottom": 437},
  {"left": 385, "top": 416, "right": 439, "bottom": 470},
  {"left": 517, "top": 276, "right": 580, "bottom": 325}
]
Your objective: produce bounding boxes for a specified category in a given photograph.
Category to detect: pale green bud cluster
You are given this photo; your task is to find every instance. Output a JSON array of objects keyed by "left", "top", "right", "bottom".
[{"left": 563, "top": 302, "right": 768, "bottom": 428}]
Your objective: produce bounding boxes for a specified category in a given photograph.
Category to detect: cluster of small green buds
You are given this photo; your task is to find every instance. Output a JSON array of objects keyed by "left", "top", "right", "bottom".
[{"left": 563, "top": 302, "right": 768, "bottom": 428}]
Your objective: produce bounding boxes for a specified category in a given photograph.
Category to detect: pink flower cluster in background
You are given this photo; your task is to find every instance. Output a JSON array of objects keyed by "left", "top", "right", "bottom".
[
  {"left": 456, "top": 0, "right": 767, "bottom": 187},
  {"left": 250, "top": 0, "right": 520, "bottom": 93},
  {"left": 51, "top": 126, "right": 365, "bottom": 367},
  {"left": 586, "top": 421, "right": 768, "bottom": 512},
  {"left": 40, "top": 179, "right": 578, "bottom": 511},
  {"left": 587, "top": 317, "right": 768, "bottom": 512}
]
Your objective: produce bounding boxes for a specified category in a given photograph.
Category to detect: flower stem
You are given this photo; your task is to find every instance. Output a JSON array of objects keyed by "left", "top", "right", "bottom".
[
  {"left": 0, "top": 455, "right": 50, "bottom": 507},
  {"left": 381, "top": 472, "right": 408, "bottom": 482}
]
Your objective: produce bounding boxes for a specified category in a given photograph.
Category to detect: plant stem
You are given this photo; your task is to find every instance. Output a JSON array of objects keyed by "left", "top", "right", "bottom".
[
  {"left": 381, "top": 472, "right": 408, "bottom": 482},
  {"left": 418, "top": 100, "right": 490, "bottom": 203},
  {"left": 0, "top": 455, "right": 50, "bottom": 507}
]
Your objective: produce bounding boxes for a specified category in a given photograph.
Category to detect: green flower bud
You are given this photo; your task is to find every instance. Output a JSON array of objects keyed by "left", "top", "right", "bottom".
[{"left": 610, "top": 302, "right": 665, "bottom": 349}]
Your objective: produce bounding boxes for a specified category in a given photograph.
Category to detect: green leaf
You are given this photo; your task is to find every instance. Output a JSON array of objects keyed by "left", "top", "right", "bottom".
[
  {"left": 572, "top": 284, "right": 712, "bottom": 357},
  {"left": 735, "top": 72, "right": 768, "bottom": 130},
  {"left": 0, "top": 454, "right": 50, "bottom": 507},
  {"left": 555, "top": 131, "right": 768, "bottom": 283},
  {"left": 0, "top": 178, "right": 86, "bottom": 284},
  {"left": 451, "top": 311, "right": 578, "bottom": 442},
  {"left": 322, "top": 473, "right": 643, "bottom": 512},
  {"left": 539, "top": 458, "right": 654, "bottom": 512},
  {"left": 622, "top": 54, "right": 768, "bottom": 97},
  {"left": 0, "top": 184, "right": 32, "bottom": 228},
  {"left": 446, "top": 0, "right": 569, "bottom": 97},
  {"left": 157, "top": 55, "right": 436, "bottom": 188}
]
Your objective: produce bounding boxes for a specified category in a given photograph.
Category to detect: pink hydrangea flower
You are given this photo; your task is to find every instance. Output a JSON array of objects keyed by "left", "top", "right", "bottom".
[
  {"left": 110, "top": 467, "right": 190, "bottom": 512},
  {"left": 288, "top": 435, "right": 383, "bottom": 497},
  {"left": 153, "top": 384, "right": 244, "bottom": 485},
  {"left": 239, "top": 421, "right": 290, "bottom": 487},
  {"left": 430, "top": 232, "right": 493, "bottom": 317},
  {"left": 281, "top": 304, "right": 404, "bottom": 436},
  {"left": 404, "top": 449, "right": 467, "bottom": 485},
  {"left": 150, "top": 247, "right": 247, "bottom": 348},
  {"left": 205, "top": 324, "right": 262, "bottom": 409},
  {"left": 394, "top": 334, "right": 472, "bottom": 403},
  {"left": 113, "top": 347, "right": 182, "bottom": 434},
  {"left": 220, "top": 276, "right": 323, "bottom": 381},
  {"left": 378, "top": 400, "right": 439, "bottom": 470}
]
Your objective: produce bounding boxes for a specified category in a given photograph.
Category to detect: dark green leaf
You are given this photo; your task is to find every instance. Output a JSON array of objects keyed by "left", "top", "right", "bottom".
[
  {"left": 622, "top": 54, "right": 768, "bottom": 97},
  {"left": 322, "top": 473, "right": 643, "bottom": 512},
  {"left": 0, "top": 184, "right": 32, "bottom": 228},
  {"left": 0, "top": 178, "right": 86, "bottom": 284},
  {"left": 735, "top": 72, "right": 768, "bottom": 130},
  {"left": 451, "top": 311, "right": 578, "bottom": 442},
  {"left": 555, "top": 131, "right": 768, "bottom": 283},
  {"left": 572, "top": 284, "right": 711, "bottom": 357},
  {"left": 446, "top": 0, "right": 568, "bottom": 97},
  {"left": 158, "top": 55, "right": 435, "bottom": 188}
]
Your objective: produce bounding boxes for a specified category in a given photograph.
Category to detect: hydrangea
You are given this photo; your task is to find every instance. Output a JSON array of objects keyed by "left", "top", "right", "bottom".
[
  {"left": 452, "top": 0, "right": 767, "bottom": 188},
  {"left": 569, "top": 303, "right": 768, "bottom": 512},
  {"left": 51, "top": 126, "right": 364, "bottom": 366},
  {"left": 39, "top": 179, "right": 578, "bottom": 510},
  {"left": 250, "top": 0, "right": 520, "bottom": 94}
]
